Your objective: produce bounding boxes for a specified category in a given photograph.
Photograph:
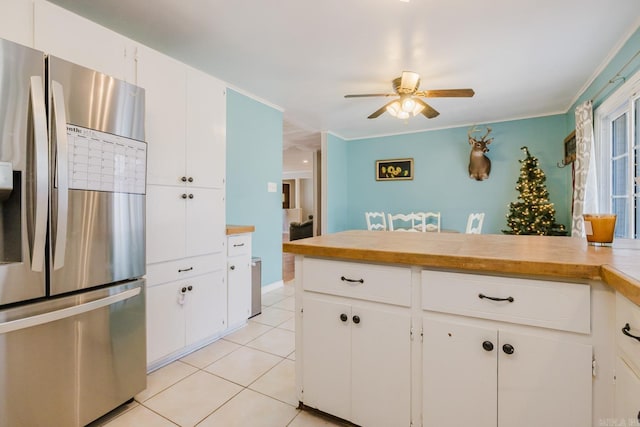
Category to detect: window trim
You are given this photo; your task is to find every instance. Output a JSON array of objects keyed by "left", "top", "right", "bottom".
[{"left": 594, "top": 69, "right": 640, "bottom": 238}]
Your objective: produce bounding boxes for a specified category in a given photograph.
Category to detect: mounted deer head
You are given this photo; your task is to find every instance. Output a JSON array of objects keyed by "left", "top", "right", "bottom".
[{"left": 468, "top": 126, "right": 493, "bottom": 181}]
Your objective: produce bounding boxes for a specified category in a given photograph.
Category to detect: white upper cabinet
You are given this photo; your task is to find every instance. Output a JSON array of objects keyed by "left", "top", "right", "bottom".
[
  {"left": 136, "top": 45, "right": 187, "bottom": 187},
  {"left": 0, "top": 0, "right": 33, "bottom": 47},
  {"left": 138, "top": 46, "right": 226, "bottom": 189},
  {"left": 186, "top": 67, "right": 226, "bottom": 189},
  {"left": 33, "top": 0, "right": 134, "bottom": 81}
]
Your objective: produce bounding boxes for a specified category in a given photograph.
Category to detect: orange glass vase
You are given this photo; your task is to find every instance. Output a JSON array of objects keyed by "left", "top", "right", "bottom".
[{"left": 583, "top": 214, "right": 617, "bottom": 246}]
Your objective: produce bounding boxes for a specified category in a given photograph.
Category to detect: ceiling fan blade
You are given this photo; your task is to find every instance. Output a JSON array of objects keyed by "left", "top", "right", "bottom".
[
  {"left": 415, "top": 98, "right": 440, "bottom": 119},
  {"left": 344, "top": 93, "right": 397, "bottom": 98},
  {"left": 368, "top": 100, "right": 397, "bottom": 119},
  {"left": 400, "top": 71, "right": 420, "bottom": 92},
  {"left": 415, "top": 88, "right": 475, "bottom": 98}
]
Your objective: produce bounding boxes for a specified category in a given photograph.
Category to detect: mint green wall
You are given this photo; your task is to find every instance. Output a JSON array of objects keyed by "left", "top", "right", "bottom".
[
  {"left": 340, "top": 115, "right": 569, "bottom": 234},
  {"left": 326, "top": 133, "right": 349, "bottom": 233},
  {"left": 226, "top": 89, "right": 283, "bottom": 287}
]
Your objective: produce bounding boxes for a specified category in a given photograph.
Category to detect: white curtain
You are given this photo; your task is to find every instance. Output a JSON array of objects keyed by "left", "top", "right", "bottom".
[{"left": 571, "top": 100, "right": 599, "bottom": 236}]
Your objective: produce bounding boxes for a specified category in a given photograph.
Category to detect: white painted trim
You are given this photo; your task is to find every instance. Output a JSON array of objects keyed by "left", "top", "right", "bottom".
[
  {"left": 283, "top": 170, "right": 313, "bottom": 180},
  {"left": 262, "top": 280, "right": 284, "bottom": 294},
  {"left": 225, "top": 83, "right": 284, "bottom": 112},
  {"left": 320, "top": 132, "right": 328, "bottom": 235},
  {"left": 328, "top": 111, "right": 567, "bottom": 141}
]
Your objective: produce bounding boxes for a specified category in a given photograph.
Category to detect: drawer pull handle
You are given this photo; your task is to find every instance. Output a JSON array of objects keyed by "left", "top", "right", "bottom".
[
  {"left": 178, "top": 267, "right": 193, "bottom": 273},
  {"left": 478, "top": 293, "right": 514, "bottom": 303},
  {"left": 341, "top": 276, "right": 364, "bottom": 284},
  {"left": 233, "top": 243, "right": 245, "bottom": 247},
  {"left": 622, "top": 323, "right": 640, "bottom": 342}
]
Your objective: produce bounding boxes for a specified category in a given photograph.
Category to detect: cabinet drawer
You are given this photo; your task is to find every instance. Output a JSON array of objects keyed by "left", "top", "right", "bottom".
[
  {"left": 422, "top": 270, "right": 590, "bottom": 334},
  {"left": 616, "top": 292, "right": 640, "bottom": 373},
  {"left": 227, "top": 234, "right": 251, "bottom": 257},
  {"left": 302, "top": 258, "right": 411, "bottom": 307},
  {"left": 146, "top": 253, "right": 225, "bottom": 286}
]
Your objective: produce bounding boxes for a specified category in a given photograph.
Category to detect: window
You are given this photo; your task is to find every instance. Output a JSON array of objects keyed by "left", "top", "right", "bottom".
[{"left": 595, "top": 72, "right": 640, "bottom": 239}]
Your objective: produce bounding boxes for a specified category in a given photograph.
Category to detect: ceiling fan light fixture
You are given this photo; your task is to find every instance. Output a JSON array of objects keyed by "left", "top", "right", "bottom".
[
  {"left": 401, "top": 97, "right": 416, "bottom": 113},
  {"left": 386, "top": 100, "right": 402, "bottom": 117}
]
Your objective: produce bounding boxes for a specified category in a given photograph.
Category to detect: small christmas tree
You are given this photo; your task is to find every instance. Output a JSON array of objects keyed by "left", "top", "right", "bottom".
[{"left": 503, "top": 146, "right": 567, "bottom": 236}]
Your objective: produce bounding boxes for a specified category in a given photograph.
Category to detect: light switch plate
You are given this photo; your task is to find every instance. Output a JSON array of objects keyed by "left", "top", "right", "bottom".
[{"left": 267, "top": 182, "right": 277, "bottom": 192}]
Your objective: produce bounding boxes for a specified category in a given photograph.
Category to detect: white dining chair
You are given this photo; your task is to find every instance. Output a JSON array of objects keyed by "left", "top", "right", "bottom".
[
  {"left": 365, "top": 211, "right": 387, "bottom": 231},
  {"left": 387, "top": 213, "right": 425, "bottom": 232},
  {"left": 417, "top": 212, "right": 441, "bottom": 232},
  {"left": 466, "top": 212, "right": 485, "bottom": 234}
]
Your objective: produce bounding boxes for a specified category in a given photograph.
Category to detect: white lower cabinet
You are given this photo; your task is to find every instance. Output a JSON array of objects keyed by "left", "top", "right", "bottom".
[
  {"left": 615, "top": 291, "right": 640, "bottom": 426},
  {"left": 302, "top": 294, "right": 411, "bottom": 427},
  {"left": 615, "top": 357, "right": 640, "bottom": 426},
  {"left": 146, "top": 270, "right": 226, "bottom": 365},
  {"left": 227, "top": 233, "right": 252, "bottom": 328},
  {"left": 423, "top": 317, "right": 592, "bottom": 427}
]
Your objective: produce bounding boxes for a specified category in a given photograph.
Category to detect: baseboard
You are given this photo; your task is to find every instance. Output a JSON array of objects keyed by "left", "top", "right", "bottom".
[{"left": 262, "top": 280, "right": 283, "bottom": 294}]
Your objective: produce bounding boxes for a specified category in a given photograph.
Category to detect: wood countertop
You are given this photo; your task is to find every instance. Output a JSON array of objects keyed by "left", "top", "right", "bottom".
[
  {"left": 226, "top": 224, "right": 255, "bottom": 235},
  {"left": 283, "top": 230, "right": 640, "bottom": 306}
]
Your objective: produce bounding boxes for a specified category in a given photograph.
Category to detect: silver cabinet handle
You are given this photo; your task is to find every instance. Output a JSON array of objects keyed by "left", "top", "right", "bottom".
[
  {"left": 29, "top": 76, "right": 48, "bottom": 273},
  {"left": 0, "top": 287, "right": 140, "bottom": 334},
  {"left": 51, "top": 81, "right": 69, "bottom": 271}
]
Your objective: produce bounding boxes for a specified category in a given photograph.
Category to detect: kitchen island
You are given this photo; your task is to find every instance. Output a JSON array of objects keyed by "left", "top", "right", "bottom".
[{"left": 284, "top": 231, "right": 640, "bottom": 427}]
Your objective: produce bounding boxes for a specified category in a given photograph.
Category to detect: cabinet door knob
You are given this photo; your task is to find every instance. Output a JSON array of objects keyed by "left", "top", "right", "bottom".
[
  {"left": 352, "top": 315, "right": 360, "bottom": 324},
  {"left": 502, "top": 344, "right": 515, "bottom": 355},
  {"left": 188, "top": 193, "right": 194, "bottom": 199},
  {"left": 230, "top": 265, "right": 235, "bottom": 270},
  {"left": 187, "top": 285, "right": 193, "bottom": 291},
  {"left": 482, "top": 341, "right": 494, "bottom": 352},
  {"left": 622, "top": 323, "right": 640, "bottom": 342},
  {"left": 181, "top": 193, "right": 187, "bottom": 199},
  {"left": 188, "top": 177, "right": 194, "bottom": 182},
  {"left": 180, "top": 287, "right": 187, "bottom": 293},
  {"left": 181, "top": 176, "right": 187, "bottom": 182},
  {"left": 340, "top": 313, "right": 348, "bottom": 322}
]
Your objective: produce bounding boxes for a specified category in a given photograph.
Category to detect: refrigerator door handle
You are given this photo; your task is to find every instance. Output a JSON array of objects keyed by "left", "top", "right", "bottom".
[
  {"left": 51, "top": 81, "right": 69, "bottom": 270},
  {"left": 0, "top": 287, "right": 141, "bottom": 334},
  {"left": 29, "top": 76, "right": 49, "bottom": 273}
]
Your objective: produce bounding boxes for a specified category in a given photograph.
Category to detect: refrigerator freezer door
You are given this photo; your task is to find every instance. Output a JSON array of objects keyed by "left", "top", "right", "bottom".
[
  {"left": 48, "top": 56, "right": 146, "bottom": 295},
  {"left": 0, "top": 38, "right": 47, "bottom": 306},
  {"left": 0, "top": 279, "right": 147, "bottom": 427}
]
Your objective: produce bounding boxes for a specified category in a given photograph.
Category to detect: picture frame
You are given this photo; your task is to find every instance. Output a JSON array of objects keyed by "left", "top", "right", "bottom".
[
  {"left": 563, "top": 130, "right": 576, "bottom": 166},
  {"left": 376, "top": 158, "right": 414, "bottom": 181}
]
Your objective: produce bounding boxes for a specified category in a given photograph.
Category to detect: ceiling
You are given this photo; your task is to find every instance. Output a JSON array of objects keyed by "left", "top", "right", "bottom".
[{"left": 48, "top": 0, "right": 640, "bottom": 145}]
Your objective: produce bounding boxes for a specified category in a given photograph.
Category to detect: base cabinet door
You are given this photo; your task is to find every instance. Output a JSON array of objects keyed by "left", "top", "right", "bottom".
[
  {"left": 423, "top": 317, "right": 592, "bottom": 427},
  {"left": 498, "top": 330, "right": 592, "bottom": 427},
  {"left": 185, "top": 270, "right": 227, "bottom": 345},
  {"left": 351, "top": 304, "right": 411, "bottom": 427},
  {"left": 227, "top": 255, "right": 251, "bottom": 328},
  {"left": 615, "top": 357, "right": 640, "bottom": 426},
  {"left": 423, "top": 318, "right": 497, "bottom": 427},
  {"left": 146, "top": 282, "right": 185, "bottom": 364},
  {"left": 303, "top": 295, "right": 411, "bottom": 426}
]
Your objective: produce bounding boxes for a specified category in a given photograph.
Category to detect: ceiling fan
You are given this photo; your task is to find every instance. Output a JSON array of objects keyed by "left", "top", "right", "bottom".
[{"left": 344, "top": 71, "right": 474, "bottom": 120}]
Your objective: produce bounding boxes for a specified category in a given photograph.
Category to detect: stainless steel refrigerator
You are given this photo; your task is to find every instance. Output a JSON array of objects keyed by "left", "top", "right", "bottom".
[{"left": 0, "top": 38, "right": 147, "bottom": 426}]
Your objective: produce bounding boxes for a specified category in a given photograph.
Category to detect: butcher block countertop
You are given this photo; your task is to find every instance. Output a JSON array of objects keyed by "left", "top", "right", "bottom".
[
  {"left": 283, "top": 230, "right": 640, "bottom": 306},
  {"left": 226, "top": 224, "right": 255, "bottom": 235}
]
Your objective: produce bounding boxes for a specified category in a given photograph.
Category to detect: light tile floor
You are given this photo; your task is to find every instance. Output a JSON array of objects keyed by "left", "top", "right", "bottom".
[{"left": 91, "top": 283, "right": 347, "bottom": 427}]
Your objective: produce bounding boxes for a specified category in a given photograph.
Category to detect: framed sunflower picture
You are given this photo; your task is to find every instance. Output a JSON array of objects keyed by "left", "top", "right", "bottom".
[{"left": 375, "top": 158, "right": 414, "bottom": 181}]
